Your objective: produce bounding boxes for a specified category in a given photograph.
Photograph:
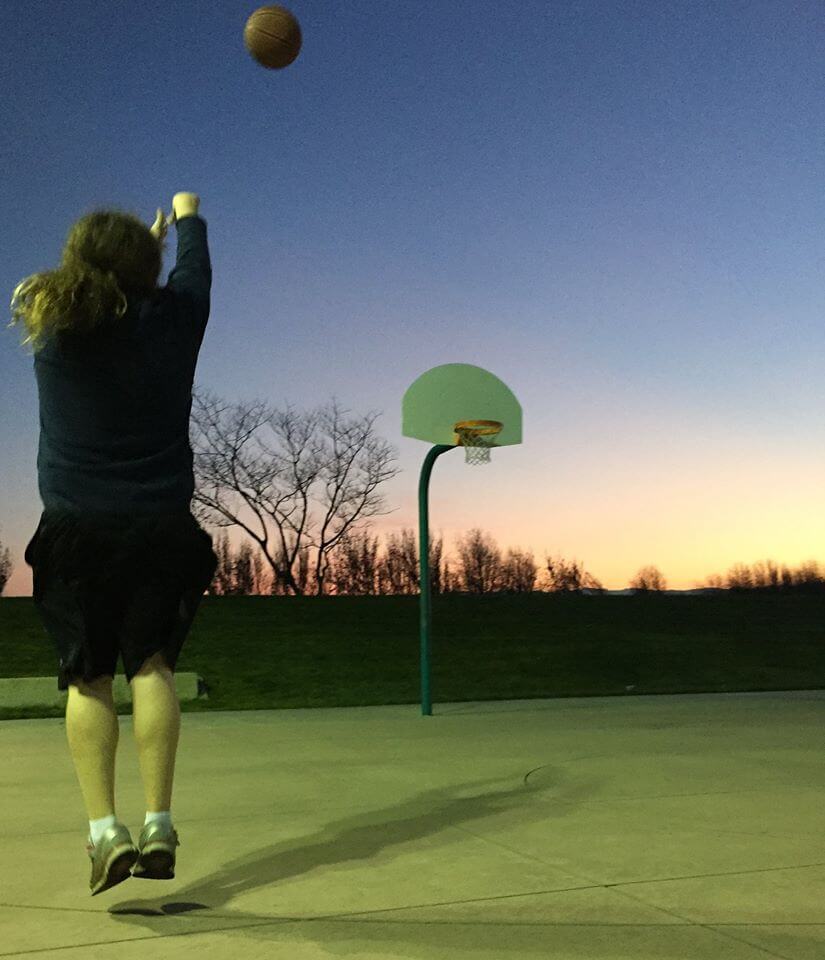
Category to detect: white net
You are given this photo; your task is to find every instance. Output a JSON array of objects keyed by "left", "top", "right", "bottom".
[
  {"left": 455, "top": 426, "right": 500, "bottom": 465},
  {"left": 464, "top": 444, "right": 493, "bottom": 465}
]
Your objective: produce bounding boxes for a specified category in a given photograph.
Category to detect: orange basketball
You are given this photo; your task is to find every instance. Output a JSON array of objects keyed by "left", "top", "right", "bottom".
[{"left": 244, "top": 5, "right": 302, "bottom": 70}]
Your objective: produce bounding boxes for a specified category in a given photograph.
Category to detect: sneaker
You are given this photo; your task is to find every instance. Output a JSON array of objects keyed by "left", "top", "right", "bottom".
[{"left": 131, "top": 820, "right": 180, "bottom": 880}]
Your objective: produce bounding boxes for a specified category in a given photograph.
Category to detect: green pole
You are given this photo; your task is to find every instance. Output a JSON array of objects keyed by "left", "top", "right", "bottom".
[{"left": 418, "top": 444, "right": 456, "bottom": 716}]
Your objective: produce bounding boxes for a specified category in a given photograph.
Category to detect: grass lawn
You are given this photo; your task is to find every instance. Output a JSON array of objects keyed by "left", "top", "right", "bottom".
[{"left": 0, "top": 592, "right": 823, "bottom": 721}]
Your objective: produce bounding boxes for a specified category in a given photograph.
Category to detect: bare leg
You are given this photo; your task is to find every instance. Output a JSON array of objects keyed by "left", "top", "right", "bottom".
[
  {"left": 130, "top": 651, "right": 180, "bottom": 812},
  {"left": 65, "top": 676, "right": 119, "bottom": 821}
]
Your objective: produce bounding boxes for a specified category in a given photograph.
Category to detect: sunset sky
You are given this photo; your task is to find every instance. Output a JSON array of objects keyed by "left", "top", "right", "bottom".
[{"left": 2, "top": 0, "right": 824, "bottom": 596}]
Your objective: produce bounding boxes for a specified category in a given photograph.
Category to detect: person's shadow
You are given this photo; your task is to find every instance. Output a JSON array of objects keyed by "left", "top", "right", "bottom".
[{"left": 107, "top": 762, "right": 604, "bottom": 948}]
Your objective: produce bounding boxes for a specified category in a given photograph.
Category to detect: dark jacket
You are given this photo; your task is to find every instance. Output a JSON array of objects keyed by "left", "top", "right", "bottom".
[{"left": 31, "top": 215, "right": 212, "bottom": 517}]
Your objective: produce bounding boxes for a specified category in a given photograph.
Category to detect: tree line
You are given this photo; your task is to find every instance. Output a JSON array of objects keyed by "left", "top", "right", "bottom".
[
  {"left": 1, "top": 389, "right": 822, "bottom": 596},
  {"left": 207, "top": 523, "right": 825, "bottom": 597}
]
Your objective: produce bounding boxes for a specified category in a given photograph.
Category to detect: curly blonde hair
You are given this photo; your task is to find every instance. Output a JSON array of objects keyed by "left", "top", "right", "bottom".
[{"left": 8, "top": 208, "right": 166, "bottom": 355}]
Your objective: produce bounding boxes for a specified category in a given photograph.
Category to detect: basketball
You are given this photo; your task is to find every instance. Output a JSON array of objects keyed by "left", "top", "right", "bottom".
[{"left": 244, "top": 6, "right": 302, "bottom": 70}]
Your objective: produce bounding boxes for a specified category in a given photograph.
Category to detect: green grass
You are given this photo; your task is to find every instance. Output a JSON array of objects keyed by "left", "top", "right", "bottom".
[{"left": 0, "top": 593, "right": 823, "bottom": 721}]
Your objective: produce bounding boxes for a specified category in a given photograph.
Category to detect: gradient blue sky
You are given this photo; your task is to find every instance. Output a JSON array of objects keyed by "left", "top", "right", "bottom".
[{"left": 2, "top": 0, "right": 824, "bottom": 595}]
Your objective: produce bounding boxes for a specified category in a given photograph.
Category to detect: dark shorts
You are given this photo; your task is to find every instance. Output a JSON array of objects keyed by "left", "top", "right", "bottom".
[{"left": 24, "top": 509, "right": 219, "bottom": 691}]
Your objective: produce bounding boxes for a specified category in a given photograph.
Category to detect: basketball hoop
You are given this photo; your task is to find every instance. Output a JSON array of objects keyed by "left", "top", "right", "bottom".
[{"left": 453, "top": 420, "right": 503, "bottom": 465}]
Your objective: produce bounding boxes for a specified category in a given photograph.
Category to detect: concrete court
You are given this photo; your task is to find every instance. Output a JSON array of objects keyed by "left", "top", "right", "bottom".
[{"left": 1, "top": 688, "right": 824, "bottom": 960}]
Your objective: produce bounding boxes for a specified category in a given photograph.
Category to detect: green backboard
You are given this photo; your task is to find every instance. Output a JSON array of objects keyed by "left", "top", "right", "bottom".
[{"left": 402, "top": 363, "right": 522, "bottom": 449}]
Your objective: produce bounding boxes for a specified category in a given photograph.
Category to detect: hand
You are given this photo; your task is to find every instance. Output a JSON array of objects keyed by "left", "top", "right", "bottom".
[
  {"left": 149, "top": 207, "right": 173, "bottom": 242},
  {"left": 172, "top": 192, "right": 200, "bottom": 219},
  {"left": 150, "top": 192, "right": 199, "bottom": 241}
]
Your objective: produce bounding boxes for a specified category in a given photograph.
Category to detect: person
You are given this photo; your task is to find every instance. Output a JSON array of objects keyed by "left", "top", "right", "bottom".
[{"left": 11, "top": 191, "right": 219, "bottom": 896}]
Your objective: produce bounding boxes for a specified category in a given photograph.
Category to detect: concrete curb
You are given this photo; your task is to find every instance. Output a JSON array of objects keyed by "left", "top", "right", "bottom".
[{"left": 0, "top": 673, "right": 207, "bottom": 709}]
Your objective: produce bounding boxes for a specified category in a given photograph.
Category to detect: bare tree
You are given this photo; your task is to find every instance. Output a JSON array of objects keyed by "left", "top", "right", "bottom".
[
  {"left": 542, "top": 553, "right": 604, "bottom": 592},
  {"left": 0, "top": 532, "right": 11, "bottom": 596},
  {"left": 792, "top": 559, "right": 822, "bottom": 588},
  {"left": 251, "top": 548, "right": 268, "bottom": 594},
  {"left": 700, "top": 560, "right": 822, "bottom": 592},
  {"left": 630, "top": 565, "right": 667, "bottom": 592},
  {"left": 780, "top": 565, "right": 797, "bottom": 589},
  {"left": 210, "top": 530, "right": 234, "bottom": 595},
  {"left": 454, "top": 528, "right": 503, "bottom": 594},
  {"left": 500, "top": 547, "right": 539, "bottom": 593},
  {"left": 750, "top": 560, "right": 781, "bottom": 590},
  {"left": 370, "top": 527, "right": 446, "bottom": 596},
  {"left": 189, "top": 389, "right": 401, "bottom": 596},
  {"left": 328, "top": 526, "right": 381, "bottom": 595},
  {"left": 726, "top": 563, "right": 754, "bottom": 590},
  {"left": 427, "top": 530, "right": 446, "bottom": 595},
  {"left": 234, "top": 540, "right": 263, "bottom": 595},
  {"left": 326, "top": 525, "right": 448, "bottom": 597},
  {"left": 442, "top": 558, "right": 457, "bottom": 593},
  {"left": 378, "top": 528, "right": 419, "bottom": 595},
  {"left": 307, "top": 402, "right": 402, "bottom": 594}
]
